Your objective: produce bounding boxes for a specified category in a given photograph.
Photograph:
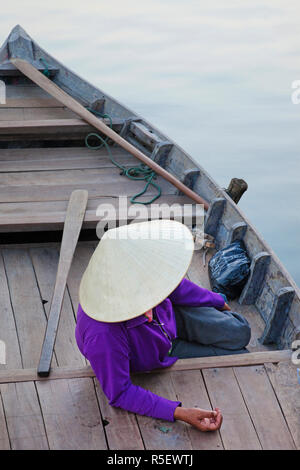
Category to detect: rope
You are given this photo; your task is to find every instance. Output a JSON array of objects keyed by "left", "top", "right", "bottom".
[{"left": 85, "top": 108, "right": 161, "bottom": 204}]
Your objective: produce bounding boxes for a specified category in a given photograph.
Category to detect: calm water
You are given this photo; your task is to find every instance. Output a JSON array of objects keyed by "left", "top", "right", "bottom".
[{"left": 2, "top": 1, "right": 300, "bottom": 285}]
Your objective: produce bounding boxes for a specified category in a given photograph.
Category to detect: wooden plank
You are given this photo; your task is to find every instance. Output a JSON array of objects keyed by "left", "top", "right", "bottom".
[
  {"left": 132, "top": 372, "right": 193, "bottom": 450},
  {"left": 0, "top": 98, "right": 61, "bottom": 108},
  {"left": 0, "top": 166, "right": 149, "bottom": 186},
  {"left": 0, "top": 107, "right": 75, "bottom": 121},
  {"left": 0, "top": 195, "right": 193, "bottom": 233},
  {"left": 265, "top": 361, "right": 300, "bottom": 449},
  {"left": 94, "top": 378, "right": 144, "bottom": 450},
  {"left": 23, "top": 107, "right": 77, "bottom": 120},
  {"left": 0, "top": 145, "right": 132, "bottom": 161},
  {"left": 67, "top": 244, "right": 96, "bottom": 314},
  {"left": 0, "top": 62, "right": 58, "bottom": 77},
  {"left": 30, "top": 246, "right": 86, "bottom": 367},
  {"left": 0, "top": 350, "right": 292, "bottom": 384},
  {"left": 36, "top": 377, "right": 107, "bottom": 449},
  {"left": 0, "top": 393, "right": 10, "bottom": 449},
  {"left": 234, "top": 365, "right": 295, "bottom": 449},
  {"left": 0, "top": 175, "right": 175, "bottom": 204},
  {"left": 0, "top": 154, "right": 137, "bottom": 172},
  {"left": 37, "top": 190, "right": 88, "bottom": 377},
  {"left": 0, "top": 118, "right": 97, "bottom": 134},
  {"left": 0, "top": 381, "right": 48, "bottom": 449},
  {"left": 0, "top": 85, "right": 63, "bottom": 108},
  {"left": 0, "top": 109, "right": 25, "bottom": 120},
  {"left": 171, "top": 369, "right": 223, "bottom": 450},
  {"left": 203, "top": 367, "right": 261, "bottom": 449},
  {"left": 0, "top": 252, "right": 22, "bottom": 369},
  {"left": 2, "top": 248, "right": 57, "bottom": 369}
]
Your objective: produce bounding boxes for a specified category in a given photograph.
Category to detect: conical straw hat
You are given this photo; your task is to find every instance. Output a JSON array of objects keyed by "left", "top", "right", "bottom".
[{"left": 79, "top": 219, "right": 194, "bottom": 322}]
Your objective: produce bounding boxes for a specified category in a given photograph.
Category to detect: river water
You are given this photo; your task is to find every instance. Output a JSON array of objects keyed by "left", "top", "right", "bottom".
[{"left": 1, "top": 0, "right": 300, "bottom": 285}]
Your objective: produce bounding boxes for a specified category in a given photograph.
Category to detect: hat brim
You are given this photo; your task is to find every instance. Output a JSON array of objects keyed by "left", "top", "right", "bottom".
[{"left": 79, "top": 220, "right": 194, "bottom": 322}]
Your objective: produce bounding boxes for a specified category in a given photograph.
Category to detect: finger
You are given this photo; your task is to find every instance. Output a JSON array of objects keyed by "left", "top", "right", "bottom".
[
  {"left": 200, "top": 410, "right": 217, "bottom": 419},
  {"left": 215, "top": 412, "right": 223, "bottom": 428}
]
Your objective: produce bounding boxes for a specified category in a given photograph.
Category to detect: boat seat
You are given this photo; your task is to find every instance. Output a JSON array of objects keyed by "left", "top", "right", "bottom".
[{"left": 0, "top": 117, "right": 125, "bottom": 142}]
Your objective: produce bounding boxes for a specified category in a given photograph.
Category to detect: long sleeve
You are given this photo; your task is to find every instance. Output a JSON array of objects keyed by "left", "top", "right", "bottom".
[
  {"left": 169, "top": 278, "right": 225, "bottom": 309},
  {"left": 84, "top": 330, "right": 181, "bottom": 422}
]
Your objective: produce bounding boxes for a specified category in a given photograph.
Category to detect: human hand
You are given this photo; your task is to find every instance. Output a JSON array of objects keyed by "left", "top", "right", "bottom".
[
  {"left": 221, "top": 302, "right": 231, "bottom": 311},
  {"left": 174, "top": 406, "right": 223, "bottom": 432}
]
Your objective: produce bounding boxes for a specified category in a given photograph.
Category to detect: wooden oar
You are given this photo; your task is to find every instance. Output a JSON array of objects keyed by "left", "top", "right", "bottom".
[
  {"left": 37, "top": 190, "right": 88, "bottom": 377},
  {"left": 10, "top": 58, "right": 209, "bottom": 210}
]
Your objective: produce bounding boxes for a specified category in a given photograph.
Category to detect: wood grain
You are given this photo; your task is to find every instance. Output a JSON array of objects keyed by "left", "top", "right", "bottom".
[
  {"left": 36, "top": 377, "right": 107, "bottom": 449},
  {"left": 203, "top": 367, "right": 261, "bottom": 449},
  {"left": 132, "top": 372, "right": 193, "bottom": 450},
  {"left": 30, "top": 246, "right": 86, "bottom": 367},
  {"left": 265, "top": 361, "right": 300, "bottom": 449},
  {"left": 171, "top": 369, "right": 223, "bottom": 450},
  {"left": 234, "top": 365, "right": 296, "bottom": 449},
  {"left": 94, "top": 378, "right": 144, "bottom": 450},
  {"left": 0, "top": 252, "right": 22, "bottom": 369},
  {"left": 2, "top": 248, "right": 56, "bottom": 369},
  {"left": 0, "top": 381, "right": 48, "bottom": 449}
]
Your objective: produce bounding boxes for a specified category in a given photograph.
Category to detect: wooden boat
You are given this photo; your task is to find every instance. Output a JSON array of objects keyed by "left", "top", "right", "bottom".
[{"left": 0, "top": 25, "right": 299, "bottom": 450}]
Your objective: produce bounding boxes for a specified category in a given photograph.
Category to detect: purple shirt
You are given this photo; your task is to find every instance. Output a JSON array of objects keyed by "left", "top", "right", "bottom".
[{"left": 75, "top": 278, "right": 225, "bottom": 422}]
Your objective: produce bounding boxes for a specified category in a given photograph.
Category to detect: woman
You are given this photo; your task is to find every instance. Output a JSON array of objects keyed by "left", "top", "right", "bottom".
[{"left": 76, "top": 219, "right": 251, "bottom": 432}]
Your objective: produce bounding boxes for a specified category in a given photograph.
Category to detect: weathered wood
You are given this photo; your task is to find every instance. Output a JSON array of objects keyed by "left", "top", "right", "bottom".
[
  {"left": 261, "top": 287, "right": 295, "bottom": 344},
  {"left": 0, "top": 350, "right": 291, "bottom": 384},
  {"left": 0, "top": 195, "right": 190, "bottom": 233},
  {"left": 37, "top": 190, "right": 88, "bottom": 376},
  {"left": 204, "top": 197, "right": 226, "bottom": 238},
  {"left": 239, "top": 252, "right": 271, "bottom": 305},
  {"left": 234, "top": 365, "right": 295, "bottom": 449},
  {"left": 0, "top": 117, "right": 123, "bottom": 135},
  {"left": 89, "top": 98, "right": 105, "bottom": 114},
  {"left": 0, "top": 84, "right": 63, "bottom": 108},
  {"left": 129, "top": 120, "right": 162, "bottom": 150},
  {"left": 36, "top": 378, "right": 107, "bottom": 450},
  {"left": 227, "top": 221, "right": 247, "bottom": 245},
  {"left": 0, "top": 62, "right": 58, "bottom": 77},
  {"left": 0, "top": 98, "right": 62, "bottom": 108},
  {"left": 132, "top": 372, "right": 193, "bottom": 450},
  {"left": 225, "top": 178, "right": 248, "bottom": 204},
  {"left": 30, "top": 246, "right": 86, "bottom": 367},
  {"left": 265, "top": 361, "right": 300, "bottom": 449},
  {"left": 203, "top": 367, "right": 261, "bottom": 449},
  {"left": 7, "top": 25, "right": 34, "bottom": 61},
  {"left": 11, "top": 58, "right": 210, "bottom": 209},
  {"left": 0, "top": 252, "right": 22, "bottom": 369},
  {"left": 2, "top": 248, "right": 55, "bottom": 369},
  {"left": 151, "top": 141, "right": 173, "bottom": 168},
  {"left": 67, "top": 244, "right": 96, "bottom": 315},
  {"left": 0, "top": 392, "right": 10, "bottom": 449},
  {"left": 176, "top": 168, "right": 200, "bottom": 196},
  {"left": 94, "top": 378, "right": 144, "bottom": 450},
  {"left": 171, "top": 370, "right": 223, "bottom": 450},
  {"left": 0, "top": 381, "right": 48, "bottom": 449}
]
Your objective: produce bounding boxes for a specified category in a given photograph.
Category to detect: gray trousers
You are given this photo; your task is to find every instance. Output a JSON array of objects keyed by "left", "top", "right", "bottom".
[{"left": 169, "top": 305, "right": 251, "bottom": 358}]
